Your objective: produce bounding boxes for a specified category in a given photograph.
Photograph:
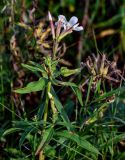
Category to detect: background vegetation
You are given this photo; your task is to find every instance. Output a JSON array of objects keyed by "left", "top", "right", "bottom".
[{"left": 1, "top": 0, "right": 125, "bottom": 159}]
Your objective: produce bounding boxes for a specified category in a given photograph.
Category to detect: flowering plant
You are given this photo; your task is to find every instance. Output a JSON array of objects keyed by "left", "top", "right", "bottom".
[
  {"left": 14, "top": 12, "right": 87, "bottom": 158},
  {"left": 3, "top": 9, "right": 124, "bottom": 160}
]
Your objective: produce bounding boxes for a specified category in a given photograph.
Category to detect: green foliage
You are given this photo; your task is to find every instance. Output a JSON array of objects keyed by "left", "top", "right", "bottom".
[
  {"left": 60, "top": 67, "right": 81, "bottom": 77},
  {"left": 14, "top": 78, "right": 48, "bottom": 94},
  {"left": 56, "top": 130, "right": 100, "bottom": 155}
]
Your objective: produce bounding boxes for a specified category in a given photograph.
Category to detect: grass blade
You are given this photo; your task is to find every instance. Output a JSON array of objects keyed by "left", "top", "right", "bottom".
[{"left": 56, "top": 130, "right": 100, "bottom": 155}]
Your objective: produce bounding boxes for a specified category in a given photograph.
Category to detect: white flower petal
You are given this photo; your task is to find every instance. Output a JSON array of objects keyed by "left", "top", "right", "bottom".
[
  {"left": 63, "top": 24, "right": 67, "bottom": 30},
  {"left": 69, "top": 16, "right": 78, "bottom": 26},
  {"left": 73, "top": 23, "right": 79, "bottom": 28},
  {"left": 58, "top": 15, "right": 67, "bottom": 23},
  {"left": 73, "top": 26, "right": 83, "bottom": 31},
  {"left": 56, "top": 15, "right": 83, "bottom": 32}
]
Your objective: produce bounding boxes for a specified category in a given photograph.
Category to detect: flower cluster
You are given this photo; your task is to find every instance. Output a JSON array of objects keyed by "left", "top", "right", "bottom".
[
  {"left": 48, "top": 12, "right": 83, "bottom": 42},
  {"left": 56, "top": 15, "right": 83, "bottom": 31}
]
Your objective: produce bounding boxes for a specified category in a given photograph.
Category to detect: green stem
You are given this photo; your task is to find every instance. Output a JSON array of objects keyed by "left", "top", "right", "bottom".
[
  {"left": 47, "top": 82, "right": 58, "bottom": 123},
  {"left": 41, "top": 82, "right": 52, "bottom": 160},
  {"left": 41, "top": 81, "right": 57, "bottom": 160},
  {"left": 43, "top": 82, "right": 51, "bottom": 125}
]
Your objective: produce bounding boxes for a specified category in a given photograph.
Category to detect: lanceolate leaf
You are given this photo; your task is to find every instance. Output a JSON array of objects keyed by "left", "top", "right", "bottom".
[
  {"left": 51, "top": 88, "right": 73, "bottom": 131},
  {"left": 100, "top": 133, "right": 125, "bottom": 148},
  {"left": 53, "top": 80, "right": 83, "bottom": 106},
  {"left": 56, "top": 130, "right": 100, "bottom": 155},
  {"left": 71, "top": 86, "right": 83, "bottom": 106},
  {"left": 3, "top": 128, "right": 22, "bottom": 137},
  {"left": 29, "top": 61, "right": 46, "bottom": 73},
  {"left": 19, "top": 126, "right": 35, "bottom": 149},
  {"left": 60, "top": 67, "right": 81, "bottom": 77},
  {"left": 56, "top": 80, "right": 77, "bottom": 87},
  {"left": 22, "top": 63, "right": 46, "bottom": 74},
  {"left": 37, "top": 100, "right": 46, "bottom": 120},
  {"left": 91, "top": 86, "right": 125, "bottom": 104},
  {"left": 85, "top": 76, "right": 93, "bottom": 105},
  {"left": 14, "top": 78, "right": 48, "bottom": 94},
  {"left": 35, "top": 126, "right": 54, "bottom": 155}
]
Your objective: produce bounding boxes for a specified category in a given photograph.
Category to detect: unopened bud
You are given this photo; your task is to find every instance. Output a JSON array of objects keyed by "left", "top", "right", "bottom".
[
  {"left": 48, "top": 11, "right": 55, "bottom": 40},
  {"left": 48, "top": 11, "right": 52, "bottom": 21}
]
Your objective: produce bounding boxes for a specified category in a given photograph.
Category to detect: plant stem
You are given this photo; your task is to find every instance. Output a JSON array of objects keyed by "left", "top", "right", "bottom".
[
  {"left": 47, "top": 82, "right": 58, "bottom": 123},
  {"left": 11, "top": 0, "right": 15, "bottom": 28},
  {"left": 41, "top": 82, "right": 51, "bottom": 160},
  {"left": 53, "top": 39, "right": 58, "bottom": 59},
  {"left": 39, "top": 150, "right": 45, "bottom": 160},
  {"left": 43, "top": 82, "right": 51, "bottom": 125},
  {"left": 50, "top": 94, "right": 58, "bottom": 123}
]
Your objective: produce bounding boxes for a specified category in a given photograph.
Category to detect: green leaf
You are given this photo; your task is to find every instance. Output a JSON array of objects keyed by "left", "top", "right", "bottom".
[
  {"left": 91, "top": 86, "right": 125, "bottom": 104},
  {"left": 52, "top": 79, "right": 83, "bottom": 106},
  {"left": 22, "top": 63, "right": 46, "bottom": 74},
  {"left": 14, "top": 78, "right": 48, "bottom": 94},
  {"left": 55, "top": 80, "right": 77, "bottom": 87},
  {"left": 85, "top": 77, "right": 93, "bottom": 105},
  {"left": 29, "top": 61, "right": 46, "bottom": 73},
  {"left": 116, "top": 152, "right": 125, "bottom": 160},
  {"left": 13, "top": 120, "right": 44, "bottom": 128},
  {"left": 37, "top": 100, "right": 46, "bottom": 120},
  {"left": 60, "top": 67, "right": 80, "bottom": 77},
  {"left": 3, "top": 128, "right": 22, "bottom": 136},
  {"left": 100, "top": 133, "right": 125, "bottom": 148},
  {"left": 51, "top": 88, "right": 73, "bottom": 131},
  {"left": 35, "top": 126, "right": 54, "bottom": 155},
  {"left": 94, "top": 79, "right": 101, "bottom": 96},
  {"left": 56, "top": 130, "right": 100, "bottom": 155},
  {"left": 71, "top": 86, "right": 83, "bottom": 106},
  {"left": 19, "top": 127, "right": 34, "bottom": 148},
  {"left": 44, "top": 145, "right": 56, "bottom": 157},
  {"left": 4, "top": 148, "right": 25, "bottom": 157},
  {"left": 19, "top": 127, "right": 35, "bottom": 149}
]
